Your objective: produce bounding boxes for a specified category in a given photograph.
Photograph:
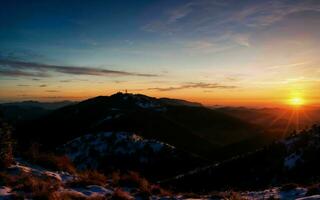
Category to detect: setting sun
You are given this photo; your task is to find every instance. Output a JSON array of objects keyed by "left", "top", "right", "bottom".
[{"left": 289, "top": 97, "right": 305, "bottom": 106}]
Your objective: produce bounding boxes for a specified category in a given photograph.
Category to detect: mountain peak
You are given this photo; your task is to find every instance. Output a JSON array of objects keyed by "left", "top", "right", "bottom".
[{"left": 109, "top": 92, "right": 203, "bottom": 108}]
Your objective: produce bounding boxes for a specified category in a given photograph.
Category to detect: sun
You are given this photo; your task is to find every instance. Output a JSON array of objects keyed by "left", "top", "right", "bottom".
[{"left": 289, "top": 97, "right": 304, "bottom": 107}]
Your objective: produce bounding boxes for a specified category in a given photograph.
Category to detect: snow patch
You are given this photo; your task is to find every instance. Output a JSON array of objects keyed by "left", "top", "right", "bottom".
[
  {"left": 241, "top": 187, "right": 307, "bottom": 200},
  {"left": 63, "top": 185, "right": 113, "bottom": 197},
  {"left": 0, "top": 186, "right": 13, "bottom": 198},
  {"left": 297, "top": 195, "right": 320, "bottom": 200},
  {"left": 61, "top": 132, "right": 175, "bottom": 169}
]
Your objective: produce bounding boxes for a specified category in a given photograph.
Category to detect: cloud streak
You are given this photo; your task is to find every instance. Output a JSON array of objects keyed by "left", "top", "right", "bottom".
[
  {"left": 148, "top": 82, "right": 236, "bottom": 91},
  {"left": 0, "top": 59, "right": 158, "bottom": 78},
  {"left": 46, "top": 90, "right": 59, "bottom": 93},
  {"left": 145, "top": 0, "right": 320, "bottom": 33},
  {"left": 143, "top": 0, "right": 320, "bottom": 50},
  {"left": 0, "top": 68, "right": 48, "bottom": 77}
]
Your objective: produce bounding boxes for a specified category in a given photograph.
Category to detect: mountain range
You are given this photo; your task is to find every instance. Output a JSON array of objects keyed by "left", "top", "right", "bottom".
[
  {"left": 1, "top": 92, "right": 320, "bottom": 196},
  {"left": 12, "top": 93, "right": 261, "bottom": 161}
]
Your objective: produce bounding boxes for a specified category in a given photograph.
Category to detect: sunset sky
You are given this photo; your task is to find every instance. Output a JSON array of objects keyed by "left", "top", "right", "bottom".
[{"left": 1, "top": 0, "right": 320, "bottom": 106}]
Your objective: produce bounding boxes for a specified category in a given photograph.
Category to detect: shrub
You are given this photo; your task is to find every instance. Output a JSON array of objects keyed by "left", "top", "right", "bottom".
[
  {"left": 119, "top": 171, "right": 150, "bottom": 192},
  {"left": 111, "top": 171, "right": 120, "bottom": 186},
  {"left": 51, "top": 155, "right": 77, "bottom": 174},
  {"left": 111, "top": 188, "right": 133, "bottom": 200},
  {"left": 67, "top": 170, "right": 107, "bottom": 187},
  {"left": 0, "top": 122, "right": 14, "bottom": 169},
  {"left": 138, "top": 178, "right": 150, "bottom": 194}
]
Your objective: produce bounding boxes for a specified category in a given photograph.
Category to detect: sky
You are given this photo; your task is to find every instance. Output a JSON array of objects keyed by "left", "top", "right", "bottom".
[{"left": 1, "top": 0, "right": 320, "bottom": 106}]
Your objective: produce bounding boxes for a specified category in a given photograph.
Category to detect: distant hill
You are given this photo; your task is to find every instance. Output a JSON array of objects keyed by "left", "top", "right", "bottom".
[
  {"left": 158, "top": 98, "right": 203, "bottom": 107},
  {"left": 0, "top": 100, "right": 75, "bottom": 122},
  {"left": 1, "top": 100, "right": 75, "bottom": 110},
  {"left": 16, "top": 92, "right": 260, "bottom": 161},
  {"left": 214, "top": 106, "right": 320, "bottom": 139}
]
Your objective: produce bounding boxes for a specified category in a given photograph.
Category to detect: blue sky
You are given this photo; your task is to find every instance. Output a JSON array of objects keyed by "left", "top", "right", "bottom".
[{"left": 1, "top": 0, "right": 320, "bottom": 106}]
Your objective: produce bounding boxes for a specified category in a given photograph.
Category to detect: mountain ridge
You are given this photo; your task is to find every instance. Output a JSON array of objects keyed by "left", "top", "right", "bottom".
[{"left": 15, "top": 92, "right": 261, "bottom": 161}]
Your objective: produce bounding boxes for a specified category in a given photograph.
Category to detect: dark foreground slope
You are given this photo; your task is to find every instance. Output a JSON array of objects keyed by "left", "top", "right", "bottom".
[{"left": 165, "top": 125, "right": 320, "bottom": 192}]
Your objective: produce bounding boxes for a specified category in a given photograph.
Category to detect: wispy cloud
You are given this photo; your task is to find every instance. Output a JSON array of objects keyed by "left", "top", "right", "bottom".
[
  {"left": 267, "top": 62, "right": 309, "bottom": 70},
  {"left": 60, "top": 80, "right": 72, "bottom": 83},
  {"left": 46, "top": 90, "right": 59, "bottom": 93},
  {"left": 148, "top": 82, "right": 236, "bottom": 91},
  {"left": 0, "top": 59, "right": 159, "bottom": 78},
  {"left": 0, "top": 68, "right": 49, "bottom": 77},
  {"left": 145, "top": 0, "right": 320, "bottom": 32},
  {"left": 143, "top": 0, "right": 320, "bottom": 50}
]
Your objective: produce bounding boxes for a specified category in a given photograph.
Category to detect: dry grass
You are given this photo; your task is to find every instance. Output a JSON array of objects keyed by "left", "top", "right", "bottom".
[
  {"left": 119, "top": 171, "right": 149, "bottom": 190},
  {"left": 111, "top": 171, "right": 120, "bottom": 186},
  {"left": 1, "top": 170, "right": 109, "bottom": 200},
  {"left": 0, "top": 121, "right": 14, "bottom": 169},
  {"left": 116, "top": 171, "right": 170, "bottom": 197},
  {"left": 118, "top": 171, "right": 152, "bottom": 197},
  {"left": 0, "top": 172, "right": 17, "bottom": 186},
  {"left": 24, "top": 144, "right": 76, "bottom": 174},
  {"left": 150, "top": 184, "right": 171, "bottom": 196},
  {"left": 32, "top": 154, "right": 76, "bottom": 174},
  {"left": 0, "top": 171, "right": 61, "bottom": 200},
  {"left": 67, "top": 170, "right": 107, "bottom": 187},
  {"left": 50, "top": 191, "right": 107, "bottom": 200},
  {"left": 207, "top": 191, "right": 245, "bottom": 200},
  {"left": 111, "top": 188, "right": 133, "bottom": 200},
  {"left": 15, "top": 173, "right": 61, "bottom": 199}
]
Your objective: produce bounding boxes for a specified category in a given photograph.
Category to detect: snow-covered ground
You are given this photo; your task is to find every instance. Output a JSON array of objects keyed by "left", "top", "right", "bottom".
[
  {"left": 0, "top": 161, "right": 110, "bottom": 199},
  {"left": 241, "top": 187, "right": 307, "bottom": 199},
  {"left": 61, "top": 132, "right": 176, "bottom": 169},
  {"left": 1, "top": 161, "right": 320, "bottom": 200},
  {"left": 0, "top": 161, "right": 168, "bottom": 199}
]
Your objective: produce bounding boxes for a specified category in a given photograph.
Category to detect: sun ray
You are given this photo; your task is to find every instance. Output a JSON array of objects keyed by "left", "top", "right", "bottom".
[
  {"left": 282, "top": 109, "right": 295, "bottom": 138},
  {"left": 268, "top": 110, "right": 289, "bottom": 128},
  {"left": 295, "top": 108, "right": 300, "bottom": 132},
  {"left": 301, "top": 109, "right": 313, "bottom": 124}
]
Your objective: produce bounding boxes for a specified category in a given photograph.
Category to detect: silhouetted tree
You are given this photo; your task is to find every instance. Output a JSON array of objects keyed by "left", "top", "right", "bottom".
[{"left": 0, "top": 120, "right": 14, "bottom": 168}]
